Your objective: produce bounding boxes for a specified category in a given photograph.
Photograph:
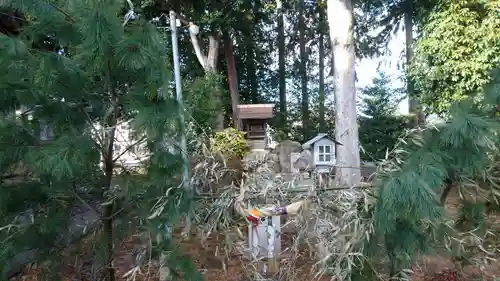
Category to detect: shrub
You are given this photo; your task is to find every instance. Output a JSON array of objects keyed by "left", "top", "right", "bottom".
[{"left": 210, "top": 128, "right": 250, "bottom": 158}]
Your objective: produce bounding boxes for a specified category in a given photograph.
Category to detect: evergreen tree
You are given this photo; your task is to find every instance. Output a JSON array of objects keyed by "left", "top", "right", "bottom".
[
  {"left": 0, "top": 1, "right": 198, "bottom": 280},
  {"left": 359, "top": 73, "right": 408, "bottom": 161},
  {"left": 363, "top": 68, "right": 500, "bottom": 278}
]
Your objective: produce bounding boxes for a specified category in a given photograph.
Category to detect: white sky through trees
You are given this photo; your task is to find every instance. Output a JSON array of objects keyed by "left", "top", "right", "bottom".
[
  {"left": 280, "top": 26, "right": 408, "bottom": 117},
  {"left": 356, "top": 29, "right": 408, "bottom": 115}
]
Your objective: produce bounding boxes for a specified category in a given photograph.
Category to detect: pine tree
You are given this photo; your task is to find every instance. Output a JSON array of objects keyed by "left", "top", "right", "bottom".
[
  {"left": 363, "top": 68, "right": 500, "bottom": 278},
  {"left": 358, "top": 73, "right": 409, "bottom": 161},
  {"left": 0, "top": 1, "right": 198, "bottom": 280}
]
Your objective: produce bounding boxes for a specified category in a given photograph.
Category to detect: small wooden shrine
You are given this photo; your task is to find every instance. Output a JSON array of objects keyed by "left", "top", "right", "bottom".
[{"left": 236, "top": 104, "right": 274, "bottom": 150}]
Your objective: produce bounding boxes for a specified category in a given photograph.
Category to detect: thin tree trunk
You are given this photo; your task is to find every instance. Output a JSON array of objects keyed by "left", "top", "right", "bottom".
[
  {"left": 189, "top": 31, "right": 223, "bottom": 130},
  {"left": 207, "top": 36, "right": 224, "bottom": 130},
  {"left": 277, "top": 0, "right": 287, "bottom": 133},
  {"left": 440, "top": 178, "right": 454, "bottom": 205},
  {"left": 223, "top": 31, "right": 241, "bottom": 129},
  {"left": 247, "top": 5, "right": 258, "bottom": 104},
  {"left": 327, "top": 0, "right": 361, "bottom": 186},
  {"left": 253, "top": 0, "right": 262, "bottom": 103},
  {"left": 405, "top": 0, "right": 424, "bottom": 128},
  {"left": 103, "top": 65, "right": 120, "bottom": 281},
  {"left": 298, "top": 0, "right": 309, "bottom": 141},
  {"left": 318, "top": 1, "right": 326, "bottom": 133},
  {"left": 247, "top": 46, "right": 258, "bottom": 103}
]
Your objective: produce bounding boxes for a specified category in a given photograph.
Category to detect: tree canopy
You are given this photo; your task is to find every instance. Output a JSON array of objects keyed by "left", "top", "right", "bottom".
[
  {"left": 359, "top": 73, "right": 409, "bottom": 161},
  {"left": 412, "top": 0, "right": 500, "bottom": 114}
]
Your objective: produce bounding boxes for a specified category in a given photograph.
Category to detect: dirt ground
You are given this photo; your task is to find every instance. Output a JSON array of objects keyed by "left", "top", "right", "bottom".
[
  {"left": 17, "top": 233, "right": 499, "bottom": 281},
  {"left": 409, "top": 189, "right": 500, "bottom": 281},
  {"left": 14, "top": 229, "right": 328, "bottom": 281},
  {"left": 11, "top": 190, "right": 500, "bottom": 281}
]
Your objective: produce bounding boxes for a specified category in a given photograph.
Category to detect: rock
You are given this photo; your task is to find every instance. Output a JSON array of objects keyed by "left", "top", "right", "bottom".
[
  {"left": 290, "top": 152, "right": 301, "bottom": 174},
  {"left": 293, "top": 149, "right": 313, "bottom": 172},
  {"left": 243, "top": 150, "right": 268, "bottom": 163},
  {"left": 265, "top": 152, "right": 281, "bottom": 172},
  {"left": 4, "top": 200, "right": 103, "bottom": 278},
  {"left": 242, "top": 150, "right": 268, "bottom": 172},
  {"left": 276, "top": 140, "right": 302, "bottom": 173}
]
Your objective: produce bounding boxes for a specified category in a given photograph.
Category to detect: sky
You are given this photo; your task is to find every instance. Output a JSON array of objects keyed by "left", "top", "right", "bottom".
[{"left": 355, "top": 28, "right": 409, "bottom": 115}]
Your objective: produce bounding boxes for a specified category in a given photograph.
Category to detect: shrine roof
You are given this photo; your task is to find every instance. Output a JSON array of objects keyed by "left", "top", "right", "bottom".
[{"left": 237, "top": 104, "right": 274, "bottom": 119}]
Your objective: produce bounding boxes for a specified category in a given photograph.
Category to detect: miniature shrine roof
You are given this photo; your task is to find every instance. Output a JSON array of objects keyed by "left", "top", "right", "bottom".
[
  {"left": 237, "top": 104, "right": 274, "bottom": 119},
  {"left": 302, "top": 133, "right": 342, "bottom": 149}
]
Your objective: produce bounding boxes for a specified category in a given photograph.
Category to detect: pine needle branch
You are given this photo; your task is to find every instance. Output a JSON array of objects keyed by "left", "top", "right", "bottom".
[
  {"left": 112, "top": 136, "right": 147, "bottom": 162},
  {"left": 43, "top": 0, "right": 76, "bottom": 22},
  {"left": 82, "top": 109, "right": 106, "bottom": 154}
]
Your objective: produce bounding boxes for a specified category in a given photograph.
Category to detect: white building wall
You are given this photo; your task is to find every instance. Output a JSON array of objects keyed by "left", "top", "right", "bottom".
[
  {"left": 312, "top": 138, "right": 336, "bottom": 167},
  {"left": 93, "top": 121, "right": 149, "bottom": 168},
  {"left": 15, "top": 107, "right": 149, "bottom": 168}
]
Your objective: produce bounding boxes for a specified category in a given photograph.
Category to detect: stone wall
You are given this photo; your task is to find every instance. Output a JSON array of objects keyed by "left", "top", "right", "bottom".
[{"left": 250, "top": 140, "right": 314, "bottom": 174}]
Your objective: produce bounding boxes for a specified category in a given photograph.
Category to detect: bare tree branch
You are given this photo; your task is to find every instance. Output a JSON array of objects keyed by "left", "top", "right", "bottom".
[
  {"left": 189, "top": 26, "right": 208, "bottom": 69},
  {"left": 112, "top": 136, "right": 147, "bottom": 163}
]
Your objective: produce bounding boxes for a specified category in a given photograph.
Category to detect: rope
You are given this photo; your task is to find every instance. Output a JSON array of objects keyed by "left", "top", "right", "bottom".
[
  {"left": 195, "top": 183, "right": 373, "bottom": 200},
  {"left": 234, "top": 199, "right": 307, "bottom": 224}
]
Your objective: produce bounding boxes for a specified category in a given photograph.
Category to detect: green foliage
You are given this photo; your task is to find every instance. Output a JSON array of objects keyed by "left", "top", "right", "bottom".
[
  {"left": 275, "top": 98, "right": 336, "bottom": 143},
  {"left": 184, "top": 73, "right": 223, "bottom": 133},
  {"left": 358, "top": 73, "right": 409, "bottom": 161},
  {"left": 350, "top": 261, "right": 379, "bottom": 281},
  {"left": 0, "top": 0, "right": 198, "bottom": 280},
  {"left": 354, "top": 0, "right": 439, "bottom": 58},
  {"left": 210, "top": 128, "right": 250, "bottom": 158},
  {"left": 370, "top": 69, "right": 500, "bottom": 276},
  {"left": 412, "top": 0, "right": 500, "bottom": 114},
  {"left": 456, "top": 201, "right": 486, "bottom": 232}
]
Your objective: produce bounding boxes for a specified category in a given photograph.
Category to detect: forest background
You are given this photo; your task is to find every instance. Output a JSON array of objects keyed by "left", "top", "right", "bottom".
[{"left": 0, "top": 0, "right": 499, "bottom": 281}]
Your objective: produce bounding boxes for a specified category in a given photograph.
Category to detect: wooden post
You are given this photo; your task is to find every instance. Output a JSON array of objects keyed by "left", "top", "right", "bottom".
[
  {"left": 247, "top": 205, "right": 281, "bottom": 276},
  {"left": 238, "top": 200, "right": 305, "bottom": 277},
  {"left": 247, "top": 216, "right": 261, "bottom": 258},
  {"left": 266, "top": 215, "right": 280, "bottom": 274},
  {"left": 247, "top": 203, "right": 263, "bottom": 259}
]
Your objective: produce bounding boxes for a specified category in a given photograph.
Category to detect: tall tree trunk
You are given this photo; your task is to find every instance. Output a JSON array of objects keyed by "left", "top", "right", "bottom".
[
  {"left": 277, "top": 0, "right": 287, "bottom": 133},
  {"left": 247, "top": 3, "right": 259, "bottom": 103},
  {"left": 298, "top": 0, "right": 309, "bottom": 141},
  {"left": 248, "top": 50, "right": 258, "bottom": 103},
  {"left": 327, "top": 0, "right": 361, "bottom": 186},
  {"left": 405, "top": 0, "right": 423, "bottom": 128},
  {"left": 223, "top": 31, "right": 241, "bottom": 129},
  {"left": 318, "top": 1, "right": 326, "bottom": 133},
  {"left": 247, "top": 42, "right": 258, "bottom": 103}
]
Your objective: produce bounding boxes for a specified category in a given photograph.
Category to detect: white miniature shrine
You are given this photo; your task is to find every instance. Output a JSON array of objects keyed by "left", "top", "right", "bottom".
[{"left": 301, "top": 133, "right": 339, "bottom": 173}]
